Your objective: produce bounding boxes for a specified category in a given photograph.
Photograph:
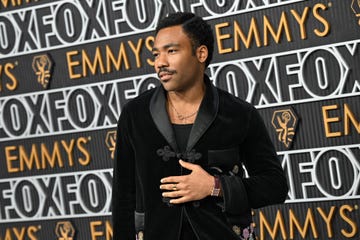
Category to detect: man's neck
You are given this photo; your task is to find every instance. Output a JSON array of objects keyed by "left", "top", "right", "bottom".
[
  {"left": 166, "top": 78, "right": 206, "bottom": 124},
  {"left": 167, "top": 75, "right": 206, "bottom": 104},
  {"left": 167, "top": 86, "right": 204, "bottom": 104}
]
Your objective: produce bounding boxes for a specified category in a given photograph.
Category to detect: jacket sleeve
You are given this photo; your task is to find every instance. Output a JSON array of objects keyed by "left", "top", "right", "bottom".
[
  {"left": 220, "top": 106, "right": 288, "bottom": 214},
  {"left": 112, "top": 104, "right": 136, "bottom": 240}
]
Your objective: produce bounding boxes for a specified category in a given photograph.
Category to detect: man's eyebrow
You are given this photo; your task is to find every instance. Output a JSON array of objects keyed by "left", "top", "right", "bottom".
[{"left": 152, "top": 43, "right": 180, "bottom": 52}]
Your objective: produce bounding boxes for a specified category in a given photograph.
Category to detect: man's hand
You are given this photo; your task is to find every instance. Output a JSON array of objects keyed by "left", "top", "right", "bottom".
[{"left": 160, "top": 160, "right": 214, "bottom": 204}]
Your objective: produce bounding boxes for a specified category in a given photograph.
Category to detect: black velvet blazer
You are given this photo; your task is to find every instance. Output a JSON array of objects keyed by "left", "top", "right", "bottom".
[{"left": 112, "top": 75, "right": 288, "bottom": 240}]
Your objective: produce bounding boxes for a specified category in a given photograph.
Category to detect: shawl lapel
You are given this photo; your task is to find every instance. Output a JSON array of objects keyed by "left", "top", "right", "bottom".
[
  {"left": 186, "top": 76, "right": 218, "bottom": 151},
  {"left": 149, "top": 75, "right": 219, "bottom": 155},
  {"left": 149, "top": 86, "right": 179, "bottom": 152}
]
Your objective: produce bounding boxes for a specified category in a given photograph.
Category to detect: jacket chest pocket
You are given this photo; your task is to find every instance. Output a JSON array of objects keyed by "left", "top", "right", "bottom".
[{"left": 208, "top": 146, "right": 243, "bottom": 176}]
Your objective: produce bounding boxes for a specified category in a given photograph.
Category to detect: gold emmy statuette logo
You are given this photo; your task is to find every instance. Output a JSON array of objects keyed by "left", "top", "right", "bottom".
[
  {"left": 351, "top": 0, "right": 360, "bottom": 25},
  {"left": 32, "top": 54, "right": 53, "bottom": 89},
  {"left": 106, "top": 131, "right": 117, "bottom": 159},
  {"left": 271, "top": 109, "right": 298, "bottom": 148},
  {"left": 55, "top": 221, "right": 75, "bottom": 240}
]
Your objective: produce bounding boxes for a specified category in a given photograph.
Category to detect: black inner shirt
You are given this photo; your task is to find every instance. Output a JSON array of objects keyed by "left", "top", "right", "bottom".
[
  {"left": 172, "top": 123, "right": 193, "bottom": 152},
  {"left": 172, "top": 123, "right": 198, "bottom": 240}
]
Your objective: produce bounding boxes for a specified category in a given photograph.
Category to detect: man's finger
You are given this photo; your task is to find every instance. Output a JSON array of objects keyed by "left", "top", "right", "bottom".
[
  {"left": 169, "top": 196, "right": 188, "bottom": 204},
  {"left": 162, "top": 190, "right": 184, "bottom": 198},
  {"left": 160, "top": 183, "right": 179, "bottom": 191},
  {"left": 179, "top": 159, "right": 197, "bottom": 170},
  {"left": 160, "top": 176, "right": 181, "bottom": 183}
]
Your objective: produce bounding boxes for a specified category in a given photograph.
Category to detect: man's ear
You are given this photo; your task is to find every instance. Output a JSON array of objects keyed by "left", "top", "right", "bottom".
[{"left": 196, "top": 45, "right": 208, "bottom": 64}]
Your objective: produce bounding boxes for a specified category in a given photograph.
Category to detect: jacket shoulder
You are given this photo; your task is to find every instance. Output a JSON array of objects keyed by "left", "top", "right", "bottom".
[
  {"left": 216, "top": 87, "right": 255, "bottom": 113},
  {"left": 122, "top": 87, "right": 157, "bottom": 111}
]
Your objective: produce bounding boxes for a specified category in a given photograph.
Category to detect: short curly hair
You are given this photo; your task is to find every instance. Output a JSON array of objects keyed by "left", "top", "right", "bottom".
[{"left": 155, "top": 12, "right": 214, "bottom": 67}]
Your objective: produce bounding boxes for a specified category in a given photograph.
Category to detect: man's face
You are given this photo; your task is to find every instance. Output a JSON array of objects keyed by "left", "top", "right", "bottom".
[{"left": 152, "top": 25, "right": 203, "bottom": 92}]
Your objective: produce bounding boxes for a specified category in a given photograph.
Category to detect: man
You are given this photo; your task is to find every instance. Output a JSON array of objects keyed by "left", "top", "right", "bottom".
[{"left": 112, "top": 12, "right": 288, "bottom": 240}]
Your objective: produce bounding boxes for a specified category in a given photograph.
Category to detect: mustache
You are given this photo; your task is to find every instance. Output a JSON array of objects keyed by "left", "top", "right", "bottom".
[{"left": 157, "top": 67, "right": 177, "bottom": 78}]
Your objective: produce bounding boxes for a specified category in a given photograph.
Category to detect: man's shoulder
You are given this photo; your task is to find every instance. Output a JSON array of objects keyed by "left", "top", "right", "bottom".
[
  {"left": 215, "top": 86, "right": 254, "bottom": 111},
  {"left": 123, "top": 87, "right": 157, "bottom": 110}
]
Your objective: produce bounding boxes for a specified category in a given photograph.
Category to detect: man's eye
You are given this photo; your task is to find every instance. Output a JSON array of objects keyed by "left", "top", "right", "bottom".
[
  {"left": 152, "top": 53, "right": 159, "bottom": 58},
  {"left": 168, "top": 49, "right": 177, "bottom": 53}
]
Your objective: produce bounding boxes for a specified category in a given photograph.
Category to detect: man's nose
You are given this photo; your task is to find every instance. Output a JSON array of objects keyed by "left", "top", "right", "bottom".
[{"left": 155, "top": 53, "right": 169, "bottom": 69}]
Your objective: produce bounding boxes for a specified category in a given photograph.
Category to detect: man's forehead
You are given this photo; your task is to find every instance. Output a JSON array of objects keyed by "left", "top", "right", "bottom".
[
  {"left": 152, "top": 42, "right": 180, "bottom": 51},
  {"left": 153, "top": 26, "right": 189, "bottom": 49}
]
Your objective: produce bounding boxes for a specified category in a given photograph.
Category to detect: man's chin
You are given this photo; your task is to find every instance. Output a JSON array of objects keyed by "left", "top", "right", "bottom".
[{"left": 160, "top": 81, "right": 173, "bottom": 90}]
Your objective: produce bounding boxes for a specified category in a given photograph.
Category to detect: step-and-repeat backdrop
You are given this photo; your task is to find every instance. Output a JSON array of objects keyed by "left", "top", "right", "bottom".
[{"left": 0, "top": 0, "right": 359, "bottom": 239}]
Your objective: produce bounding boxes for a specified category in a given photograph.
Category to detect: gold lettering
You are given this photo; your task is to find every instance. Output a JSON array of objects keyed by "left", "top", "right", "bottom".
[
  {"left": 128, "top": 39, "right": 143, "bottom": 68},
  {"left": 215, "top": 22, "right": 232, "bottom": 54},
  {"left": 322, "top": 105, "right": 341, "bottom": 137},
  {"left": 13, "top": 227, "right": 26, "bottom": 239},
  {"left": 105, "top": 221, "right": 113, "bottom": 239},
  {"left": 1, "top": 0, "right": 13, "bottom": 7},
  {"left": 0, "top": 63, "right": 18, "bottom": 91},
  {"left": 82, "top": 47, "right": 105, "bottom": 77},
  {"left": 4, "top": 228, "right": 12, "bottom": 239},
  {"left": 105, "top": 43, "right": 130, "bottom": 72},
  {"left": 259, "top": 210, "right": 287, "bottom": 240},
  {"left": 289, "top": 208, "right": 318, "bottom": 238},
  {"left": 41, "top": 142, "right": 63, "bottom": 168},
  {"left": 340, "top": 205, "right": 358, "bottom": 237},
  {"left": 67, "top": 51, "right": 82, "bottom": 79},
  {"left": 313, "top": 3, "right": 330, "bottom": 37},
  {"left": 5, "top": 137, "right": 93, "bottom": 173},
  {"left": 344, "top": 103, "right": 360, "bottom": 135},
  {"left": 5, "top": 146, "right": 18, "bottom": 173},
  {"left": 61, "top": 139, "right": 75, "bottom": 167},
  {"left": 90, "top": 221, "right": 104, "bottom": 240},
  {"left": 291, "top": 7, "right": 310, "bottom": 39},
  {"left": 89, "top": 221, "right": 112, "bottom": 240},
  {"left": 234, "top": 18, "right": 261, "bottom": 50},
  {"left": 78, "top": 137, "right": 91, "bottom": 166},
  {"left": 5, "top": 63, "right": 18, "bottom": 91},
  {"left": 263, "top": 12, "right": 292, "bottom": 46},
  {"left": 317, "top": 206, "right": 336, "bottom": 238},
  {"left": 1, "top": 226, "right": 40, "bottom": 240},
  {"left": 28, "top": 225, "right": 39, "bottom": 240},
  {"left": 19, "top": 144, "right": 41, "bottom": 171},
  {"left": 146, "top": 36, "right": 154, "bottom": 66},
  {"left": 1, "top": 0, "right": 32, "bottom": 7}
]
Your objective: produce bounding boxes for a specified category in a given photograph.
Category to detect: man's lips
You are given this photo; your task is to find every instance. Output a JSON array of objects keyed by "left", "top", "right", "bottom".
[
  {"left": 158, "top": 70, "right": 176, "bottom": 80},
  {"left": 159, "top": 72, "right": 173, "bottom": 80}
]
